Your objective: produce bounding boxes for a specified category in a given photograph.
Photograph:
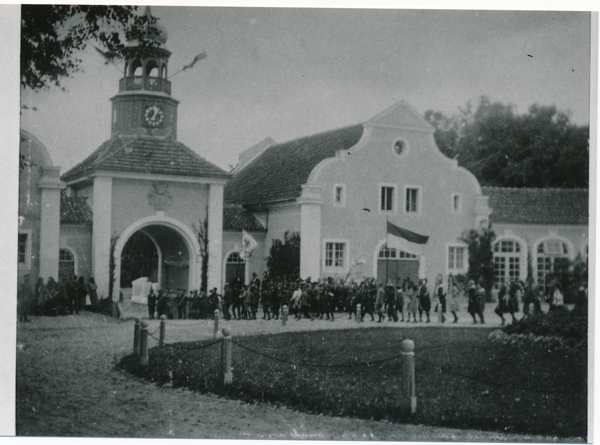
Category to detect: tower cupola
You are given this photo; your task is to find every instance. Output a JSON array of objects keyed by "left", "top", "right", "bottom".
[{"left": 110, "top": 6, "right": 179, "bottom": 139}]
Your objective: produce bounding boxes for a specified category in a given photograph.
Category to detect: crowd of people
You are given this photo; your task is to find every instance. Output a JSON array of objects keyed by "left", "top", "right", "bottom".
[
  {"left": 18, "top": 269, "right": 587, "bottom": 326},
  {"left": 17, "top": 273, "right": 99, "bottom": 321},
  {"left": 148, "top": 272, "right": 471, "bottom": 324}
]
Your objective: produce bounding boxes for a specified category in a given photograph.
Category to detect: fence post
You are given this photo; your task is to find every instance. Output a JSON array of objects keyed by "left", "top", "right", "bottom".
[
  {"left": 213, "top": 309, "right": 220, "bottom": 339},
  {"left": 282, "top": 305, "right": 288, "bottom": 326},
  {"left": 133, "top": 318, "right": 141, "bottom": 355},
  {"left": 400, "top": 339, "right": 416, "bottom": 416},
  {"left": 159, "top": 315, "right": 166, "bottom": 348},
  {"left": 356, "top": 304, "right": 362, "bottom": 323},
  {"left": 140, "top": 320, "right": 149, "bottom": 368},
  {"left": 222, "top": 327, "right": 233, "bottom": 385}
]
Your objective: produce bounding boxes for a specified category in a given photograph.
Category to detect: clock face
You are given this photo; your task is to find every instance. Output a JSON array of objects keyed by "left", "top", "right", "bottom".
[{"left": 144, "top": 105, "right": 164, "bottom": 127}]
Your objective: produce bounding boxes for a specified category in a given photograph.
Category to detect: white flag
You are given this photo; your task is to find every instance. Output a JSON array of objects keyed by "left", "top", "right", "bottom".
[{"left": 240, "top": 230, "right": 258, "bottom": 260}]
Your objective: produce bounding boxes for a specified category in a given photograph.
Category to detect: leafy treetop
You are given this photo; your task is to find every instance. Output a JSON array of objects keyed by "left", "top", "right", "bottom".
[
  {"left": 425, "top": 96, "right": 589, "bottom": 189},
  {"left": 21, "top": 5, "right": 162, "bottom": 92}
]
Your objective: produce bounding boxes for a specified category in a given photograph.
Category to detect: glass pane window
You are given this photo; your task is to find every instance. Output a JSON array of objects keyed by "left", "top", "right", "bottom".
[
  {"left": 227, "top": 252, "right": 245, "bottom": 264},
  {"left": 18, "top": 233, "right": 27, "bottom": 264},
  {"left": 381, "top": 186, "right": 394, "bottom": 211},
  {"left": 494, "top": 256, "right": 506, "bottom": 287},
  {"left": 448, "top": 246, "right": 464, "bottom": 270},
  {"left": 59, "top": 249, "right": 73, "bottom": 262},
  {"left": 406, "top": 188, "right": 418, "bottom": 213},
  {"left": 398, "top": 250, "right": 417, "bottom": 259},
  {"left": 325, "top": 242, "right": 345, "bottom": 267},
  {"left": 494, "top": 240, "right": 520, "bottom": 253},
  {"left": 379, "top": 246, "right": 397, "bottom": 258}
]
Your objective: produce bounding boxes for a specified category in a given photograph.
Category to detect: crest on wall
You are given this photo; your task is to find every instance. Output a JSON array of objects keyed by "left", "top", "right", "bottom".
[{"left": 148, "top": 182, "right": 173, "bottom": 211}]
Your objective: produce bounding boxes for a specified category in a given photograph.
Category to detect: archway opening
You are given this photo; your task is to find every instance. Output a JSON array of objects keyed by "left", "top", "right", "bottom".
[
  {"left": 376, "top": 244, "right": 419, "bottom": 287},
  {"left": 120, "top": 224, "right": 192, "bottom": 300}
]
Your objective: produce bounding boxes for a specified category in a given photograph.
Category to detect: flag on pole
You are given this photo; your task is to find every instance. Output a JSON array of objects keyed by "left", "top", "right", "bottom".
[
  {"left": 182, "top": 51, "right": 207, "bottom": 71},
  {"left": 240, "top": 230, "right": 258, "bottom": 260},
  {"left": 387, "top": 221, "right": 429, "bottom": 245}
]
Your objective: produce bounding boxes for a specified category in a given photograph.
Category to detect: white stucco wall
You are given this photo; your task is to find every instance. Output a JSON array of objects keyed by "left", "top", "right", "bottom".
[
  {"left": 110, "top": 178, "right": 209, "bottom": 235},
  {"left": 308, "top": 104, "right": 482, "bottom": 283}
]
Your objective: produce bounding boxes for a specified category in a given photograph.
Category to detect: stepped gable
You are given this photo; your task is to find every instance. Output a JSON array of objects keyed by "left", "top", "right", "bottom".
[
  {"left": 223, "top": 204, "right": 265, "bottom": 231},
  {"left": 225, "top": 124, "right": 365, "bottom": 205},
  {"left": 61, "top": 136, "right": 230, "bottom": 182},
  {"left": 60, "top": 193, "right": 93, "bottom": 223},
  {"left": 483, "top": 186, "right": 589, "bottom": 225}
]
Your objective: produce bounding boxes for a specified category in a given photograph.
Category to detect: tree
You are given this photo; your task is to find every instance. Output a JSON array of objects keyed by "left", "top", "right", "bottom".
[
  {"left": 461, "top": 224, "right": 496, "bottom": 301},
  {"left": 266, "top": 231, "right": 301, "bottom": 280},
  {"left": 193, "top": 212, "right": 209, "bottom": 292},
  {"left": 425, "top": 97, "right": 589, "bottom": 188},
  {"left": 21, "top": 5, "right": 161, "bottom": 92}
]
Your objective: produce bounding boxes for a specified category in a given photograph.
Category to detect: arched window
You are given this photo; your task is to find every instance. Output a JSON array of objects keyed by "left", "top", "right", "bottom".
[
  {"left": 59, "top": 248, "right": 75, "bottom": 280},
  {"left": 493, "top": 239, "right": 521, "bottom": 288},
  {"left": 227, "top": 252, "right": 245, "bottom": 264},
  {"left": 378, "top": 245, "right": 417, "bottom": 259},
  {"left": 536, "top": 239, "right": 569, "bottom": 287},
  {"left": 132, "top": 59, "right": 143, "bottom": 76},
  {"left": 161, "top": 65, "right": 167, "bottom": 79},
  {"left": 146, "top": 59, "right": 159, "bottom": 77}
]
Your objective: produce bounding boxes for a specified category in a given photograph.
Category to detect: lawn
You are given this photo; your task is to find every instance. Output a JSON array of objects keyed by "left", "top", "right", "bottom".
[{"left": 120, "top": 326, "right": 587, "bottom": 438}]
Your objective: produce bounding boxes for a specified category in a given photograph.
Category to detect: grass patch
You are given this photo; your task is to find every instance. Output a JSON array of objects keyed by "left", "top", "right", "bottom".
[{"left": 120, "top": 327, "right": 587, "bottom": 438}]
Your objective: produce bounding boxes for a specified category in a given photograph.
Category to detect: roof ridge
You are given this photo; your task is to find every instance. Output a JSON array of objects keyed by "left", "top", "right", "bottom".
[
  {"left": 273, "top": 123, "right": 364, "bottom": 148},
  {"left": 171, "top": 139, "right": 229, "bottom": 175}
]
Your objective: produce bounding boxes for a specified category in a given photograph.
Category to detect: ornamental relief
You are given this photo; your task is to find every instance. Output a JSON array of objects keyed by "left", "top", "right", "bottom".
[{"left": 148, "top": 182, "right": 173, "bottom": 211}]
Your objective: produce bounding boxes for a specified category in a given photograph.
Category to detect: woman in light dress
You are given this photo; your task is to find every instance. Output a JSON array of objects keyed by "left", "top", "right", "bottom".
[{"left": 448, "top": 274, "right": 460, "bottom": 323}]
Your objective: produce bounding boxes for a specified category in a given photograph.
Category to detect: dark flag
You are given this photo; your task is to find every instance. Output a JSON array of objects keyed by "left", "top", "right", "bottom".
[{"left": 387, "top": 221, "right": 429, "bottom": 245}]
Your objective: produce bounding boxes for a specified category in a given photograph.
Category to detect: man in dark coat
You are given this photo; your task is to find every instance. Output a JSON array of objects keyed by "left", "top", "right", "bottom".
[
  {"left": 147, "top": 288, "right": 157, "bottom": 319},
  {"left": 418, "top": 278, "right": 431, "bottom": 323}
]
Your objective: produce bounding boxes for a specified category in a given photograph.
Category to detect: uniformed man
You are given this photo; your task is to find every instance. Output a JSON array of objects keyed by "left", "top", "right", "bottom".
[{"left": 147, "top": 288, "right": 157, "bottom": 319}]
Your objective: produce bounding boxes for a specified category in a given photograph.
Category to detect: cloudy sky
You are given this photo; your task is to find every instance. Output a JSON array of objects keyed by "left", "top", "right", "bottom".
[{"left": 18, "top": 6, "right": 593, "bottom": 173}]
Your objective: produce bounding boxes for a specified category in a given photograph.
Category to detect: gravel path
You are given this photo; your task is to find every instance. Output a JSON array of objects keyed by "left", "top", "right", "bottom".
[{"left": 15, "top": 305, "right": 580, "bottom": 441}]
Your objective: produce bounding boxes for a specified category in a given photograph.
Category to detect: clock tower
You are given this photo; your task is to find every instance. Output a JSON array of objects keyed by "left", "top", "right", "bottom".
[{"left": 110, "top": 7, "right": 179, "bottom": 140}]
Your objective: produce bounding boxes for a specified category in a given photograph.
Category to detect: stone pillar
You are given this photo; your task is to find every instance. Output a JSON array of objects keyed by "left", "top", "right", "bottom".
[
  {"left": 207, "top": 182, "right": 224, "bottom": 292},
  {"left": 298, "top": 185, "right": 323, "bottom": 281},
  {"left": 38, "top": 166, "right": 65, "bottom": 282},
  {"left": 92, "top": 176, "right": 113, "bottom": 300}
]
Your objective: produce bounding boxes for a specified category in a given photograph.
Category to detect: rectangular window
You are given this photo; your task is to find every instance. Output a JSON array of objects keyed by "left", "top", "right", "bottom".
[
  {"left": 452, "top": 193, "right": 461, "bottom": 213},
  {"left": 334, "top": 185, "right": 345, "bottom": 206},
  {"left": 325, "top": 242, "right": 345, "bottom": 268},
  {"left": 406, "top": 188, "right": 419, "bottom": 213},
  {"left": 448, "top": 246, "right": 464, "bottom": 271},
  {"left": 18, "top": 233, "right": 27, "bottom": 264},
  {"left": 380, "top": 186, "right": 394, "bottom": 212}
]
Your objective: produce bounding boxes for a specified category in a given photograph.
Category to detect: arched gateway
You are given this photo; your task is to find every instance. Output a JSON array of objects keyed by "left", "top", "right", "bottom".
[
  {"left": 58, "top": 8, "right": 229, "bottom": 303},
  {"left": 113, "top": 216, "right": 201, "bottom": 302}
]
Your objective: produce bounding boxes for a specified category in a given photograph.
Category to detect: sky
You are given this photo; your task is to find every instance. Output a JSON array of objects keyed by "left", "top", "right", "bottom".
[{"left": 18, "top": 6, "right": 593, "bottom": 174}]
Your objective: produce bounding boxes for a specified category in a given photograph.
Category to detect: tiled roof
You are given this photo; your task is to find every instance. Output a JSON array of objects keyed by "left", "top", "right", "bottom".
[
  {"left": 483, "top": 187, "right": 588, "bottom": 225},
  {"left": 225, "top": 124, "right": 365, "bottom": 205},
  {"left": 60, "top": 194, "right": 93, "bottom": 223},
  {"left": 61, "top": 136, "right": 230, "bottom": 182},
  {"left": 223, "top": 204, "right": 265, "bottom": 231}
]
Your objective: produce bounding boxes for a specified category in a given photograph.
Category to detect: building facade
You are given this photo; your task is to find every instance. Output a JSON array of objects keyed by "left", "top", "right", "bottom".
[{"left": 224, "top": 102, "right": 589, "bottom": 290}]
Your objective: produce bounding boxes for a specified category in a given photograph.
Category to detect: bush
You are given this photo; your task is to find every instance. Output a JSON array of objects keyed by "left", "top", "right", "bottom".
[{"left": 503, "top": 309, "right": 587, "bottom": 344}]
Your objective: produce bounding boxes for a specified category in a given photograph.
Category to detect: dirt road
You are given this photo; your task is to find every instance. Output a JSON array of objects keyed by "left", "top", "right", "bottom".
[{"left": 15, "top": 311, "right": 580, "bottom": 441}]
